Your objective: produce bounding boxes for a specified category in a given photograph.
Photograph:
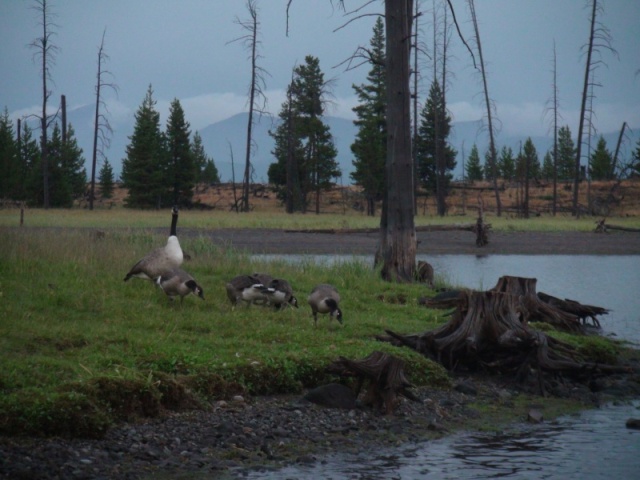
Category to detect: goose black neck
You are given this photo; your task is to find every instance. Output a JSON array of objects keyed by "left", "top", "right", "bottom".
[{"left": 170, "top": 208, "right": 178, "bottom": 236}]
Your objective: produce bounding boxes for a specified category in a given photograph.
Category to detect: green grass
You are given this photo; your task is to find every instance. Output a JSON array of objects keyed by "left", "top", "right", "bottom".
[
  {"left": 0, "top": 226, "right": 449, "bottom": 438},
  {"left": 1, "top": 207, "right": 639, "bottom": 231}
]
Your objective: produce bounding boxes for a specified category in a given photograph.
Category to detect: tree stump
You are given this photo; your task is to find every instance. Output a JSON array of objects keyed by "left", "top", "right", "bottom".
[
  {"left": 379, "top": 276, "right": 628, "bottom": 395},
  {"left": 326, "top": 351, "right": 420, "bottom": 414}
]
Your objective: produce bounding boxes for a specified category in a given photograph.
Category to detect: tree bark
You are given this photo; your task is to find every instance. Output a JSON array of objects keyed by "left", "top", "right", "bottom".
[{"left": 379, "top": 0, "right": 417, "bottom": 282}]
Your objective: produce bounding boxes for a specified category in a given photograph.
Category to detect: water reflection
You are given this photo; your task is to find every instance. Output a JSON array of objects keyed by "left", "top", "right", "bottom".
[
  {"left": 245, "top": 401, "right": 640, "bottom": 479},
  {"left": 247, "top": 254, "right": 640, "bottom": 480}
]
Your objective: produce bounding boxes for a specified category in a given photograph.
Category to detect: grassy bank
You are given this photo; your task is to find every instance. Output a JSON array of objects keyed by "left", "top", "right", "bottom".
[
  {"left": 0, "top": 226, "right": 454, "bottom": 438},
  {"left": 0, "top": 213, "right": 634, "bottom": 440}
]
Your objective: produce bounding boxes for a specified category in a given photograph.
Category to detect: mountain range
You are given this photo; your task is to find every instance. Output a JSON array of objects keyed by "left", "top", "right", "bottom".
[{"left": 61, "top": 106, "right": 639, "bottom": 184}]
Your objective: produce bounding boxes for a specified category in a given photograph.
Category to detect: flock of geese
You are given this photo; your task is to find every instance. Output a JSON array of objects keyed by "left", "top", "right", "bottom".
[{"left": 123, "top": 207, "right": 343, "bottom": 326}]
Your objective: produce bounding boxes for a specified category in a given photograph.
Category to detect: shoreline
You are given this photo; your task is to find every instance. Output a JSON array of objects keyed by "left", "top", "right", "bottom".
[{"left": 190, "top": 228, "right": 640, "bottom": 256}]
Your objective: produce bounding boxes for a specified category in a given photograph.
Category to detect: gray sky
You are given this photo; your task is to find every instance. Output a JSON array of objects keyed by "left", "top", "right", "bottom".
[{"left": 2, "top": 0, "right": 639, "bottom": 148}]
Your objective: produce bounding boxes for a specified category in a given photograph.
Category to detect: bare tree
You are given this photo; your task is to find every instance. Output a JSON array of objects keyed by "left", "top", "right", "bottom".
[
  {"left": 90, "top": 28, "right": 118, "bottom": 210},
  {"left": 573, "top": 0, "right": 617, "bottom": 215},
  {"left": 378, "top": 0, "right": 417, "bottom": 281},
  {"left": 543, "top": 40, "right": 562, "bottom": 216},
  {"left": 288, "top": 0, "right": 417, "bottom": 282},
  {"left": 468, "top": 0, "right": 501, "bottom": 216},
  {"left": 228, "top": 0, "right": 269, "bottom": 212},
  {"left": 29, "top": 0, "right": 59, "bottom": 209}
]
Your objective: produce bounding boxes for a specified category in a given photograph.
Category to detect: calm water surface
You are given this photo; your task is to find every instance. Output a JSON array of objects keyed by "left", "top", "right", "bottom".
[{"left": 248, "top": 254, "right": 640, "bottom": 479}]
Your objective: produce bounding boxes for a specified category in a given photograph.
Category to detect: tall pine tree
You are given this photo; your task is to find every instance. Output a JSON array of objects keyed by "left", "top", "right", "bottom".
[
  {"left": 192, "top": 131, "right": 219, "bottom": 184},
  {"left": 590, "top": 136, "right": 613, "bottom": 180},
  {"left": 268, "top": 56, "right": 340, "bottom": 213},
  {"left": 498, "top": 146, "right": 515, "bottom": 180},
  {"left": 414, "top": 80, "right": 457, "bottom": 216},
  {"left": 0, "top": 109, "right": 20, "bottom": 199},
  {"left": 99, "top": 159, "right": 115, "bottom": 199},
  {"left": 557, "top": 125, "right": 576, "bottom": 181},
  {"left": 121, "top": 85, "right": 166, "bottom": 208},
  {"left": 165, "top": 98, "right": 195, "bottom": 206},
  {"left": 465, "top": 144, "right": 483, "bottom": 181},
  {"left": 350, "top": 17, "right": 386, "bottom": 216}
]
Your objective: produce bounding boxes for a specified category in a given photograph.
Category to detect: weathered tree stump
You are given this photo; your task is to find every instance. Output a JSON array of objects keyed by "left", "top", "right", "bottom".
[
  {"left": 326, "top": 351, "right": 420, "bottom": 414},
  {"left": 379, "top": 276, "right": 628, "bottom": 395}
]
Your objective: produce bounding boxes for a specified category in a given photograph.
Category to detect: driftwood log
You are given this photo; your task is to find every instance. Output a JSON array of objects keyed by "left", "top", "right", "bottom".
[
  {"left": 380, "top": 276, "right": 629, "bottom": 395},
  {"left": 595, "top": 218, "right": 640, "bottom": 233},
  {"left": 326, "top": 351, "right": 420, "bottom": 414}
]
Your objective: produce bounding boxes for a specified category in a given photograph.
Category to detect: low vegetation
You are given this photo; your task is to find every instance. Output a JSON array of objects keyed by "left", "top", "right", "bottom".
[
  {"left": 0, "top": 226, "right": 451, "bottom": 438},
  {"left": 0, "top": 208, "right": 637, "bottom": 439}
]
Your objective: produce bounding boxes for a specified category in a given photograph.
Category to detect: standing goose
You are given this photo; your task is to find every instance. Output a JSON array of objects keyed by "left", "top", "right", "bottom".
[
  {"left": 124, "top": 206, "right": 184, "bottom": 282},
  {"left": 156, "top": 268, "right": 204, "bottom": 303},
  {"left": 225, "top": 274, "right": 269, "bottom": 307},
  {"left": 264, "top": 278, "right": 298, "bottom": 309},
  {"left": 307, "top": 284, "right": 343, "bottom": 326}
]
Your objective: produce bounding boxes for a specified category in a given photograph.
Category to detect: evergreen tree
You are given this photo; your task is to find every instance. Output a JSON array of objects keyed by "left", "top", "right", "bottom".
[
  {"left": 99, "top": 159, "right": 115, "bottom": 198},
  {"left": 165, "top": 98, "right": 195, "bottom": 205},
  {"left": 121, "top": 85, "right": 167, "bottom": 208},
  {"left": 21, "top": 124, "right": 42, "bottom": 206},
  {"left": 414, "top": 80, "right": 457, "bottom": 215},
  {"left": 0, "top": 108, "right": 20, "bottom": 199},
  {"left": 632, "top": 138, "right": 640, "bottom": 176},
  {"left": 268, "top": 91, "right": 305, "bottom": 210},
  {"left": 521, "top": 138, "right": 541, "bottom": 180},
  {"left": 192, "top": 131, "right": 219, "bottom": 184},
  {"left": 498, "top": 145, "right": 515, "bottom": 181},
  {"left": 557, "top": 125, "right": 576, "bottom": 180},
  {"left": 269, "top": 56, "right": 340, "bottom": 213},
  {"left": 542, "top": 151, "right": 554, "bottom": 180},
  {"left": 465, "top": 144, "right": 483, "bottom": 181},
  {"left": 350, "top": 17, "right": 386, "bottom": 216},
  {"left": 483, "top": 148, "right": 497, "bottom": 182},
  {"left": 36, "top": 123, "right": 87, "bottom": 207},
  {"left": 589, "top": 136, "right": 613, "bottom": 180}
]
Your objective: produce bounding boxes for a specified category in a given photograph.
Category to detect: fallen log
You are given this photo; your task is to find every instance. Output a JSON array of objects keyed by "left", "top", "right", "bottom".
[
  {"left": 326, "top": 351, "right": 420, "bottom": 414},
  {"left": 595, "top": 218, "right": 640, "bottom": 233},
  {"left": 284, "top": 224, "right": 491, "bottom": 234}
]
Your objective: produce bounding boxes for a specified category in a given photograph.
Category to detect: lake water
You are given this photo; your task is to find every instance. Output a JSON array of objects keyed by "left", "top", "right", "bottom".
[{"left": 247, "top": 254, "right": 640, "bottom": 479}]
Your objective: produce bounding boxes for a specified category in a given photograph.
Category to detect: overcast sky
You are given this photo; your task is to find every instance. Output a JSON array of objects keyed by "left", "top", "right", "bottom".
[{"left": 2, "top": 0, "right": 639, "bottom": 143}]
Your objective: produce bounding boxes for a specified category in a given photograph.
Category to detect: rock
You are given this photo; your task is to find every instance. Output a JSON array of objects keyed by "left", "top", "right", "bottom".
[
  {"left": 625, "top": 418, "right": 640, "bottom": 430},
  {"left": 527, "top": 409, "right": 544, "bottom": 423},
  {"left": 454, "top": 380, "right": 478, "bottom": 396},
  {"left": 303, "top": 383, "right": 358, "bottom": 410}
]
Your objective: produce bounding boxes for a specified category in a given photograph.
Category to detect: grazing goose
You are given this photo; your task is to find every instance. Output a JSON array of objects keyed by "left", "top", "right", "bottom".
[
  {"left": 225, "top": 274, "right": 269, "bottom": 307},
  {"left": 124, "top": 206, "right": 184, "bottom": 282},
  {"left": 252, "top": 272, "right": 274, "bottom": 287},
  {"left": 307, "top": 284, "right": 342, "bottom": 326},
  {"left": 156, "top": 268, "right": 204, "bottom": 303},
  {"left": 264, "top": 278, "right": 298, "bottom": 309}
]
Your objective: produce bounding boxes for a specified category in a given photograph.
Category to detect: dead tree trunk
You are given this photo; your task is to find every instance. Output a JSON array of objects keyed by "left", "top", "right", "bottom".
[{"left": 327, "top": 351, "right": 419, "bottom": 414}]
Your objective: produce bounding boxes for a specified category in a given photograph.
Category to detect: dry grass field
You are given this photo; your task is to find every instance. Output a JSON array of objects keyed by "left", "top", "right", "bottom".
[{"left": 88, "top": 178, "right": 640, "bottom": 218}]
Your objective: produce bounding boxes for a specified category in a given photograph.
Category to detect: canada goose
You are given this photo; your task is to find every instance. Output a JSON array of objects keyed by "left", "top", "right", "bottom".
[
  {"left": 225, "top": 274, "right": 269, "bottom": 307},
  {"left": 252, "top": 272, "right": 274, "bottom": 286},
  {"left": 264, "top": 278, "right": 298, "bottom": 309},
  {"left": 124, "top": 206, "right": 184, "bottom": 282},
  {"left": 307, "top": 284, "right": 342, "bottom": 326},
  {"left": 156, "top": 268, "right": 204, "bottom": 302}
]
